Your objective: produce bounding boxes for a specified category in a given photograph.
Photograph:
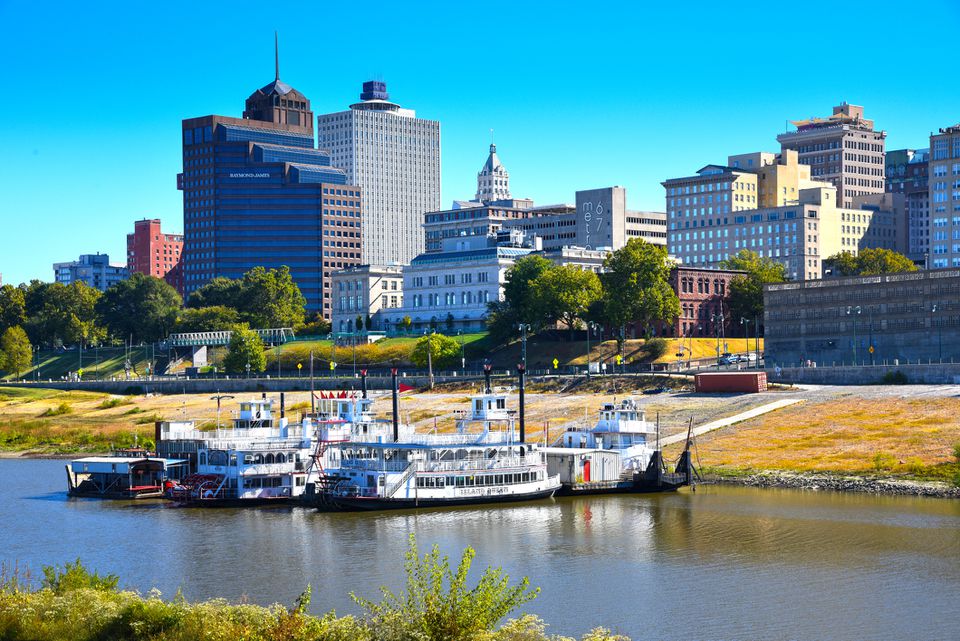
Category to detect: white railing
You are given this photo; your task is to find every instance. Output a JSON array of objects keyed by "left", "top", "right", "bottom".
[{"left": 240, "top": 463, "right": 298, "bottom": 476}]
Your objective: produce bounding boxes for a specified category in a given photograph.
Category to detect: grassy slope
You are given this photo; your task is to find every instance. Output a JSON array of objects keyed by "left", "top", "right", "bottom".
[
  {"left": 2, "top": 346, "right": 156, "bottom": 383},
  {"left": 665, "top": 396, "right": 960, "bottom": 482}
]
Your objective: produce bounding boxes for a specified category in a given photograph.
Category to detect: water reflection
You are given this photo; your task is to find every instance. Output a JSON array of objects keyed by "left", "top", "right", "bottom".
[{"left": 3, "top": 460, "right": 960, "bottom": 640}]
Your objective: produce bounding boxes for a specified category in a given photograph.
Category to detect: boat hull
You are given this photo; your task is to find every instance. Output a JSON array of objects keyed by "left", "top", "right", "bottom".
[
  {"left": 327, "top": 486, "right": 558, "bottom": 511},
  {"left": 169, "top": 496, "right": 295, "bottom": 508}
]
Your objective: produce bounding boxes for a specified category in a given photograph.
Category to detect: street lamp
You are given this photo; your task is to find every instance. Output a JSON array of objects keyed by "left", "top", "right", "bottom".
[
  {"left": 846, "top": 306, "right": 861, "bottom": 365},
  {"left": 457, "top": 330, "right": 465, "bottom": 371},
  {"left": 518, "top": 323, "right": 531, "bottom": 370},
  {"left": 210, "top": 393, "right": 235, "bottom": 429},
  {"left": 586, "top": 322, "right": 598, "bottom": 377},
  {"left": 245, "top": 361, "right": 251, "bottom": 379},
  {"left": 740, "top": 317, "right": 752, "bottom": 365},
  {"left": 932, "top": 303, "right": 943, "bottom": 362},
  {"left": 711, "top": 312, "right": 724, "bottom": 360}
]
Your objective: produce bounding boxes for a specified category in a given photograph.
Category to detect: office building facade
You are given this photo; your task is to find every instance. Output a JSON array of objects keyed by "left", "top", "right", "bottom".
[
  {"left": 180, "top": 61, "right": 361, "bottom": 317},
  {"left": 764, "top": 269, "right": 960, "bottom": 366},
  {"left": 53, "top": 254, "right": 128, "bottom": 291},
  {"left": 127, "top": 219, "right": 184, "bottom": 295},
  {"left": 886, "top": 148, "right": 929, "bottom": 259},
  {"left": 777, "top": 103, "right": 886, "bottom": 207},
  {"left": 330, "top": 264, "right": 404, "bottom": 334},
  {"left": 928, "top": 124, "right": 960, "bottom": 268},
  {"left": 665, "top": 151, "right": 902, "bottom": 280},
  {"left": 317, "top": 81, "right": 441, "bottom": 266}
]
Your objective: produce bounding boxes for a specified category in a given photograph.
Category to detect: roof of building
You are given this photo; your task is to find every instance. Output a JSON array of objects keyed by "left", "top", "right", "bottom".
[{"left": 481, "top": 143, "right": 505, "bottom": 174}]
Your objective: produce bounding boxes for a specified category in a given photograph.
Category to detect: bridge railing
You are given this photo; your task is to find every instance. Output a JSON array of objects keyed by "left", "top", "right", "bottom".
[{"left": 166, "top": 328, "right": 295, "bottom": 347}]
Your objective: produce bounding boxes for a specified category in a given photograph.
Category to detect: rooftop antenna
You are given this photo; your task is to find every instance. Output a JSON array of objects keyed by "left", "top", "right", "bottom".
[
  {"left": 274, "top": 31, "right": 280, "bottom": 81},
  {"left": 490, "top": 128, "right": 494, "bottom": 145}
]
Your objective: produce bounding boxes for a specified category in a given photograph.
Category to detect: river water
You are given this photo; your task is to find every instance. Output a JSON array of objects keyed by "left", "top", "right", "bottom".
[{"left": 3, "top": 458, "right": 959, "bottom": 640}]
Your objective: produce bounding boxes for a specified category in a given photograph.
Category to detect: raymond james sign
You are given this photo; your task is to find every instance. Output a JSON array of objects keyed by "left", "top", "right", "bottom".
[{"left": 229, "top": 172, "right": 270, "bottom": 178}]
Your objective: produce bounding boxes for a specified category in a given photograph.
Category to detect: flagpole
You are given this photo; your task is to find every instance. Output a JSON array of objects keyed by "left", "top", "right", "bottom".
[{"left": 310, "top": 350, "right": 315, "bottom": 414}]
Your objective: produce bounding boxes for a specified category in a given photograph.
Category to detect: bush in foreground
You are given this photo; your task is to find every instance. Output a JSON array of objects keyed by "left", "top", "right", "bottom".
[{"left": 0, "top": 538, "right": 630, "bottom": 641}]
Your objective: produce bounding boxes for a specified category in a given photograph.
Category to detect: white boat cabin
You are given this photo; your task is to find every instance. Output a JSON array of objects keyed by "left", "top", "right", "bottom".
[{"left": 559, "top": 398, "right": 658, "bottom": 470}]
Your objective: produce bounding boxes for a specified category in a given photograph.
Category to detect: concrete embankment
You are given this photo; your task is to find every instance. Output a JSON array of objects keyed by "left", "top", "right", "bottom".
[{"left": 712, "top": 470, "right": 960, "bottom": 498}]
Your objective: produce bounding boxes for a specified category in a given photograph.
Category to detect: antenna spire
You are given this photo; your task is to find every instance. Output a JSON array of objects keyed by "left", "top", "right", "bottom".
[{"left": 274, "top": 31, "right": 280, "bottom": 81}]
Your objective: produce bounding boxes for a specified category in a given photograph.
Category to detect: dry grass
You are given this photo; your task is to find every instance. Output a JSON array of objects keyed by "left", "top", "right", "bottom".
[{"left": 670, "top": 397, "right": 960, "bottom": 479}]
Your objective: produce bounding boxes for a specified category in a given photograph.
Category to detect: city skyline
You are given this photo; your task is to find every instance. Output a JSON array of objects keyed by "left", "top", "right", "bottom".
[{"left": 2, "top": 0, "right": 960, "bottom": 286}]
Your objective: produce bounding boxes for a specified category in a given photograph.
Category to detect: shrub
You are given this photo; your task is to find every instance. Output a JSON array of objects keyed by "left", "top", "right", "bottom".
[
  {"left": 40, "top": 402, "right": 72, "bottom": 417},
  {"left": 123, "top": 407, "right": 144, "bottom": 415},
  {"left": 42, "top": 559, "right": 119, "bottom": 594},
  {"left": 97, "top": 397, "right": 132, "bottom": 410},
  {"left": 353, "top": 534, "right": 539, "bottom": 641},
  {"left": 900, "top": 457, "right": 926, "bottom": 475},
  {"left": 872, "top": 451, "right": 896, "bottom": 472},
  {"left": 953, "top": 442, "right": 960, "bottom": 464},
  {"left": 644, "top": 337, "right": 668, "bottom": 360},
  {"left": 880, "top": 370, "right": 908, "bottom": 385}
]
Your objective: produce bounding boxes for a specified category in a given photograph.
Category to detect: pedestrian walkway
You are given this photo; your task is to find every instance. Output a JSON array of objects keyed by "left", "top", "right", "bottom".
[{"left": 660, "top": 398, "right": 804, "bottom": 446}]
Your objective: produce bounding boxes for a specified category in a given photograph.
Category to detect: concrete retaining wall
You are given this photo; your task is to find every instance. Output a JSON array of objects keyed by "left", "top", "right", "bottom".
[{"left": 770, "top": 363, "right": 960, "bottom": 385}]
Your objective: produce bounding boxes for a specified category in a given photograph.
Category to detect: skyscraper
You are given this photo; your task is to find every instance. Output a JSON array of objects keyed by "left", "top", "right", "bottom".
[
  {"left": 317, "top": 81, "right": 440, "bottom": 265},
  {"left": 777, "top": 103, "right": 886, "bottom": 208},
  {"left": 180, "top": 41, "right": 362, "bottom": 318}
]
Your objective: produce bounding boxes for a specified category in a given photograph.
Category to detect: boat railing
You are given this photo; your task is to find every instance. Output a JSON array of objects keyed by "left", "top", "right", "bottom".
[
  {"left": 239, "top": 462, "right": 299, "bottom": 476},
  {"left": 339, "top": 459, "right": 412, "bottom": 472},
  {"left": 400, "top": 432, "right": 518, "bottom": 446},
  {"left": 384, "top": 463, "right": 417, "bottom": 498}
]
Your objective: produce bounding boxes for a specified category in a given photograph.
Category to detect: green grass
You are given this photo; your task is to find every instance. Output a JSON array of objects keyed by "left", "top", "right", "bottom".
[
  {"left": 39, "top": 402, "right": 72, "bottom": 417},
  {"left": 95, "top": 396, "right": 133, "bottom": 410}
]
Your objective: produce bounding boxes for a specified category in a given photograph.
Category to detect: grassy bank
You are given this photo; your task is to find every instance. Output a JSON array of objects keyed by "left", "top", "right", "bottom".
[
  {"left": 0, "top": 539, "right": 629, "bottom": 641},
  {"left": 666, "top": 396, "right": 960, "bottom": 484}
]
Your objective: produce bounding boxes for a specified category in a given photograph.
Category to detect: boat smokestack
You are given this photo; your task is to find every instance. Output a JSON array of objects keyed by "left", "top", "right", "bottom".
[
  {"left": 391, "top": 368, "right": 399, "bottom": 442},
  {"left": 280, "top": 392, "right": 285, "bottom": 418},
  {"left": 483, "top": 364, "right": 492, "bottom": 393},
  {"left": 517, "top": 363, "right": 526, "bottom": 443},
  {"left": 361, "top": 369, "right": 368, "bottom": 399}
]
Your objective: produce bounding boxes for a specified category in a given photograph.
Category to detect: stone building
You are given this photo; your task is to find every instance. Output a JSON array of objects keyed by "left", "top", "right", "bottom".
[{"left": 763, "top": 269, "right": 960, "bottom": 367}]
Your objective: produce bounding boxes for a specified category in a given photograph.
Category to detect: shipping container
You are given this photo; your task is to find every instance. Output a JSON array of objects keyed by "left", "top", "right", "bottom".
[{"left": 695, "top": 372, "right": 767, "bottom": 393}]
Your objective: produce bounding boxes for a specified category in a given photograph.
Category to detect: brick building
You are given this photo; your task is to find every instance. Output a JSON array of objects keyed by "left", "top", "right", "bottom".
[{"left": 127, "top": 219, "right": 184, "bottom": 295}]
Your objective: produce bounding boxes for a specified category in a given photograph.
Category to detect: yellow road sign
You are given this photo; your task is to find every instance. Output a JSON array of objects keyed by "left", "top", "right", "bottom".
[
  {"left": 552, "top": 358, "right": 559, "bottom": 369},
  {"left": 615, "top": 355, "right": 622, "bottom": 365},
  {"left": 868, "top": 346, "right": 874, "bottom": 354},
  {"left": 297, "top": 362, "right": 303, "bottom": 370},
  {"left": 329, "top": 361, "right": 336, "bottom": 370}
]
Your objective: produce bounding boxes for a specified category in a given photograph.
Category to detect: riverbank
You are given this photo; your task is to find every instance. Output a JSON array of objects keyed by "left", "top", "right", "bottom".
[
  {"left": 0, "top": 550, "right": 627, "bottom": 641},
  {"left": 707, "top": 470, "right": 960, "bottom": 498}
]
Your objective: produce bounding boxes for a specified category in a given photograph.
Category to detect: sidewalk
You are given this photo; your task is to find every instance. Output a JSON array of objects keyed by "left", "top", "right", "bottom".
[{"left": 660, "top": 397, "right": 804, "bottom": 446}]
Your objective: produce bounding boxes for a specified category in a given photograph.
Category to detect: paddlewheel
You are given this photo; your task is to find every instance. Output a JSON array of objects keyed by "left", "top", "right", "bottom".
[{"left": 166, "top": 474, "right": 224, "bottom": 503}]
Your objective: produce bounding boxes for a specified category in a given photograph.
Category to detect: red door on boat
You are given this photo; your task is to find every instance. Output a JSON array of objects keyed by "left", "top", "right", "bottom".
[{"left": 584, "top": 459, "right": 591, "bottom": 482}]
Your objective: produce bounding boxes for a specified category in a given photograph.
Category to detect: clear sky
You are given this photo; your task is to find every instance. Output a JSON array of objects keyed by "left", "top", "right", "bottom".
[{"left": 1, "top": 0, "right": 958, "bottom": 286}]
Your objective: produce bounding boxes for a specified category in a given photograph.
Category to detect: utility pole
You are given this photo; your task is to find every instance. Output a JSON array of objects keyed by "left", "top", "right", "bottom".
[
  {"left": 846, "top": 306, "right": 861, "bottom": 365},
  {"left": 309, "top": 350, "right": 315, "bottom": 414},
  {"left": 426, "top": 332, "right": 434, "bottom": 390},
  {"left": 518, "top": 323, "right": 530, "bottom": 370}
]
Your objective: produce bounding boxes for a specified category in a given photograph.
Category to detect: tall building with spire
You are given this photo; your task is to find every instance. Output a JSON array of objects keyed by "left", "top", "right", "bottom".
[
  {"left": 179, "top": 37, "right": 362, "bottom": 318},
  {"left": 317, "top": 81, "right": 440, "bottom": 265},
  {"left": 476, "top": 143, "right": 511, "bottom": 202}
]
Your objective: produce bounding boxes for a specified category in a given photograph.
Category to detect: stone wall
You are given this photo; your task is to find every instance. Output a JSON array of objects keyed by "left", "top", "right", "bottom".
[{"left": 769, "top": 362, "right": 960, "bottom": 385}]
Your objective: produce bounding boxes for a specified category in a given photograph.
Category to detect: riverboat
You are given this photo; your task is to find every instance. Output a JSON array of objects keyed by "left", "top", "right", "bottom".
[
  {"left": 317, "top": 381, "right": 561, "bottom": 511},
  {"left": 544, "top": 398, "right": 696, "bottom": 495},
  {"left": 321, "top": 381, "right": 560, "bottom": 510},
  {"left": 160, "top": 394, "right": 315, "bottom": 506},
  {"left": 66, "top": 446, "right": 189, "bottom": 499}
]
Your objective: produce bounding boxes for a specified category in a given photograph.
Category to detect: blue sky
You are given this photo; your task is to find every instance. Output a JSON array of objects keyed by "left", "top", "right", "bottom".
[{"left": 1, "top": 0, "right": 958, "bottom": 286}]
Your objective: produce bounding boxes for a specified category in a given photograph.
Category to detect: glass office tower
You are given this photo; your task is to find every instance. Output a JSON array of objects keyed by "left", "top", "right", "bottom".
[{"left": 180, "top": 72, "right": 362, "bottom": 318}]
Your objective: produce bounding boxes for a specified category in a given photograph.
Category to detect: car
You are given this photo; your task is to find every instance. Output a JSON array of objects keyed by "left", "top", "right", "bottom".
[
  {"left": 717, "top": 355, "right": 735, "bottom": 366},
  {"left": 643, "top": 385, "right": 670, "bottom": 395}
]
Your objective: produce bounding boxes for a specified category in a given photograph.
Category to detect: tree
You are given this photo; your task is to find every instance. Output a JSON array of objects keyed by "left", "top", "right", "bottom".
[
  {"left": 825, "top": 248, "right": 917, "bottom": 277},
  {"left": 533, "top": 265, "right": 602, "bottom": 340},
  {"left": 174, "top": 306, "right": 240, "bottom": 333},
  {"left": 502, "top": 255, "right": 554, "bottom": 326},
  {"left": 401, "top": 316, "right": 412, "bottom": 334},
  {"left": 445, "top": 312, "right": 455, "bottom": 332},
  {"left": 599, "top": 239, "right": 680, "bottom": 350},
  {"left": 411, "top": 333, "right": 461, "bottom": 369},
  {"left": 238, "top": 266, "right": 307, "bottom": 329},
  {"left": 0, "top": 285, "right": 26, "bottom": 334},
  {"left": 222, "top": 325, "right": 266, "bottom": 374},
  {"left": 186, "top": 277, "right": 243, "bottom": 309},
  {"left": 297, "top": 312, "right": 331, "bottom": 336},
  {"left": 23, "top": 281, "right": 103, "bottom": 348},
  {"left": 0, "top": 326, "right": 32, "bottom": 379},
  {"left": 96, "top": 273, "right": 182, "bottom": 343},
  {"left": 355, "top": 315, "right": 364, "bottom": 332},
  {"left": 720, "top": 250, "right": 788, "bottom": 325}
]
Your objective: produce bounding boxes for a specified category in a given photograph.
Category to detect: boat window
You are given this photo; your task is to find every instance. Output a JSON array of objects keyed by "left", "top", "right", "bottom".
[
  {"left": 254, "top": 454, "right": 263, "bottom": 464},
  {"left": 475, "top": 400, "right": 482, "bottom": 412},
  {"left": 495, "top": 474, "right": 503, "bottom": 485},
  {"left": 456, "top": 476, "right": 464, "bottom": 487},
  {"left": 265, "top": 453, "right": 275, "bottom": 464},
  {"left": 244, "top": 455, "right": 253, "bottom": 464},
  {"left": 276, "top": 453, "right": 286, "bottom": 464},
  {"left": 496, "top": 398, "right": 505, "bottom": 409},
  {"left": 199, "top": 452, "right": 207, "bottom": 466},
  {"left": 436, "top": 477, "right": 445, "bottom": 487},
  {"left": 229, "top": 455, "right": 237, "bottom": 466}
]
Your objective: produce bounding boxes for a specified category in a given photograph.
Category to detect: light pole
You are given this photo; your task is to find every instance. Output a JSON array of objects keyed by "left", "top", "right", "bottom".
[
  {"left": 932, "top": 303, "right": 943, "bottom": 362},
  {"left": 518, "top": 323, "right": 531, "bottom": 370},
  {"left": 458, "top": 330, "right": 465, "bottom": 371},
  {"left": 245, "top": 361, "right": 251, "bottom": 379},
  {"left": 210, "top": 393, "right": 235, "bottom": 429},
  {"left": 586, "top": 322, "right": 598, "bottom": 377},
  {"left": 711, "top": 312, "right": 723, "bottom": 360},
  {"left": 846, "top": 306, "right": 861, "bottom": 365},
  {"left": 740, "top": 317, "right": 752, "bottom": 365}
]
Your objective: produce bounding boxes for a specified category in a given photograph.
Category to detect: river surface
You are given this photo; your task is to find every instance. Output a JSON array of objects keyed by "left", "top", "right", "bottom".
[{"left": 3, "top": 459, "right": 960, "bottom": 640}]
